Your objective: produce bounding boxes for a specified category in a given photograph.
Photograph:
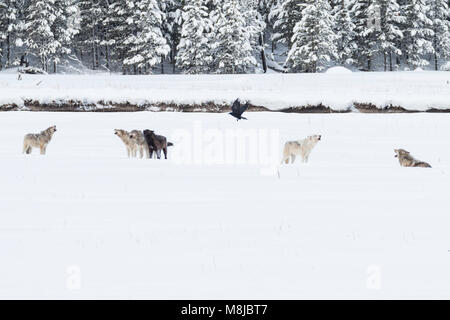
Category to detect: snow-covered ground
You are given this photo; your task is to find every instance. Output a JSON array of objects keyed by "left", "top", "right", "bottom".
[
  {"left": 1, "top": 111, "right": 450, "bottom": 299},
  {"left": 1, "top": 71, "right": 450, "bottom": 111}
]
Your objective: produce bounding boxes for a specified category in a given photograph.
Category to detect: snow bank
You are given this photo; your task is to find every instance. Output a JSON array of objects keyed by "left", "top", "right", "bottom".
[
  {"left": 0, "top": 71, "right": 449, "bottom": 111},
  {"left": 325, "top": 66, "right": 353, "bottom": 74}
]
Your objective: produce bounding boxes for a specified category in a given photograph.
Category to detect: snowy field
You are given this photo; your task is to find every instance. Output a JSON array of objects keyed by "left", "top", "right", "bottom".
[
  {"left": 1, "top": 111, "right": 450, "bottom": 299},
  {"left": 1, "top": 71, "right": 450, "bottom": 111}
]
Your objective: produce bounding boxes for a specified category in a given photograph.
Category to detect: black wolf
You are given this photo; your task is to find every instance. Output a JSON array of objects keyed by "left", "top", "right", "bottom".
[{"left": 143, "top": 129, "right": 173, "bottom": 159}]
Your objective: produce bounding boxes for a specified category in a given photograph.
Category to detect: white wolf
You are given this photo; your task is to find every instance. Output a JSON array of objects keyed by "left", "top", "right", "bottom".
[{"left": 281, "top": 135, "right": 322, "bottom": 164}]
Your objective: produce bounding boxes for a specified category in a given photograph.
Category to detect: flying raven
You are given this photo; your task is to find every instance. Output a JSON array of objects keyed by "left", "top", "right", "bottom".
[{"left": 229, "top": 99, "right": 249, "bottom": 121}]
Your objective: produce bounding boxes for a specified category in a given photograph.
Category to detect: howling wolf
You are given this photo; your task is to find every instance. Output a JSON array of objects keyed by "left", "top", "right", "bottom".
[
  {"left": 281, "top": 135, "right": 322, "bottom": 164},
  {"left": 23, "top": 125, "right": 57, "bottom": 155},
  {"left": 114, "top": 129, "right": 136, "bottom": 157},
  {"left": 394, "top": 149, "right": 431, "bottom": 168}
]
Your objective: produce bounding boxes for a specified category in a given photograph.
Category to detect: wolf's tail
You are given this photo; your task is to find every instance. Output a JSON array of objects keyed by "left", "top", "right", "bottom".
[
  {"left": 416, "top": 161, "right": 432, "bottom": 168},
  {"left": 167, "top": 142, "right": 174, "bottom": 147}
]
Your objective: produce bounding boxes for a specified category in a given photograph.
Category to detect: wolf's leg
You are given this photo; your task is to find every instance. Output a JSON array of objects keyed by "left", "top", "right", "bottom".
[
  {"left": 23, "top": 142, "right": 29, "bottom": 154},
  {"left": 291, "top": 155, "right": 296, "bottom": 163},
  {"left": 304, "top": 154, "right": 309, "bottom": 163},
  {"left": 163, "top": 147, "right": 167, "bottom": 159},
  {"left": 139, "top": 147, "right": 144, "bottom": 159},
  {"left": 156, "top": 149, "right": 161, "bottom": 159},
  {"left": 40, "top": 144, "right": 45, "bottom": 155},
  {"left": 126, "top": 147, "right": 131, "bottom": 157}
]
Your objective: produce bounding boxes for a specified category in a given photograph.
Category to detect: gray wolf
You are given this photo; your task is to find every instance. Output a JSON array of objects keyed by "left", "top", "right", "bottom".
[
  {"left": 23, "top": 126, "right": 57, "bottom": 155},
  {"left": 394, "top": 149, "right": 431, "bottom": 168},
  {"left": 143, "top": 129, "right": 173, "bottom": 159},
  {"left": 129, "top": 130, "right": 150, "bottom": 158},
  {"left": 114, "top": 129, "right": 136, "bottom": 157},
  {"left": 281, "top": 135, "right": 322, "bottom": 164}
]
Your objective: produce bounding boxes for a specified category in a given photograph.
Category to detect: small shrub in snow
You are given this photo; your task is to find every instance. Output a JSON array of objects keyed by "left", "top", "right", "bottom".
[{"left": 440, "top": 62, "right": 450, "bottom": 71}]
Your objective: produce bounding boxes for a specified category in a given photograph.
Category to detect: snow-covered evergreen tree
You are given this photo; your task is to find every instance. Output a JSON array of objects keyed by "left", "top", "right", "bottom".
[
  {"left": 176, "top": 0, "right": 213, "bottom": 74},
  {"left": 403, "top": 0, "right": 434, "bottom": 69},
  {"left": 429, "top": 0, "right": 450, "bottom": 70},
  {"left": 76, "top": 0, "right": 108, "bottom": 70},
  {"left": 333, "top": 0, "right": 357, "bottom": 66},
  {"left": 0, "top": 0, "right": 23, "bottom": 68},
  {"left": 24, "top": 0, "right": 59, "bottom": 71},
  {"left": 51, "top": 0, "right": 79, "bottom": 72},
  {"left": 242, "top": 0, "right": 266, "bottom": 72},
  {"left": 106, "top": 0, "right": 135, "bottom": 73},
  {"left": 286, "top": 0, "right": 338, "bottom": 72},
  {"left": 210, "top": 0, "right": 258, "bottom": 74},
  {"left": 350, "top": 0, "right": 379, "bottom": 70},
  {"left": 375, "top": 0, "right": 405, "bottom": 71},
  {"left": 160, "top": 0, "right": 183, "bottom": 72},
  {"left": 269, "top": 0, "right": 305, "bottom": 50},
  {"left": 122, "top": 0, "right": 170, "bottom": 73}
]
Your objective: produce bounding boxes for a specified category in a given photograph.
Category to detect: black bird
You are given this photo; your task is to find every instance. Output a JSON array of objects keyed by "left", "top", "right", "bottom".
[{"left": 229, "top": 99, "right": 249, "bottom": 121}]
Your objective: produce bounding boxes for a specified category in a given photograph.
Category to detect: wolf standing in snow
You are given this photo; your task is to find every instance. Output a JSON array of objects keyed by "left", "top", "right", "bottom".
[
  {"left": 281, "top": 135, "right": 322, "bottom": 164},
  {"left": 23, "top": 126, "right": 57, "bottom": 155},
  {"left": 143, "top": 130, "right": 173, "bottom": 159},
  {"left": 394, "top": 149, "right": 431, "bottom": 168},
  {"left": 114, "top": 129, "right": 137, "bottom": 157},
  {"left": 129, "top": 130, "right": 150, "bottom": 159}
]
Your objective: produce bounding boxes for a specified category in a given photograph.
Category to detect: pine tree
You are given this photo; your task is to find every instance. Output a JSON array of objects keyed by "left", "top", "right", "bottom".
[
  {"left": 375, "top": 0, "right": 405, "bottom": 71},
  {"left": 286, "top": 0, "right": 338, "bottom": 72},
  {"left": 122, "top": 0, "right": 170, "bottom": 73},
  {"left": 269, "top": 0, "right": 305, "bottom": 50},
  {"left": 333, "top": 0, "right": 357, "bottom": 66},
  {"left": 51, "top": 0, "right": 79, "bottom": 72},
  {"left": 350, "top": 0, "right": 379, "bottom": 70},
  {"left": 403, "top": 0, "right": 434, "bottom": 69},
  {"left": 242, "top": 0, "right": 266, "bottom": 72},
  {"left": 210, "top": 0, "right": 258, "bottom": 74},
  {"left": 429, "top": 0, "right": 450, "bottom": 70},
  {"left": 160, "top": 0, "right": 184, "bottom": 73},
  {"left": 176, "top": 0, "right": 213, "bottom": 74},
  {"left": 24, "top": 0, "right": 59, "bottom": 71},
  {"left": 0, "top": 0, "right": 23, "bottom": 68},
  {"left": 107, "top": 0, "right": 135, "bottom": 73},
  {"left": 76, "top": 0, "right": 108, "bottom": 70}
]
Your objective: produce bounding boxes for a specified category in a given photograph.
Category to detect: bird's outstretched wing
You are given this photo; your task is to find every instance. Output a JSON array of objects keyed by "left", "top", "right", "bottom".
[
  {"left": 239, "top": 102, "right": 249, "bottom": 115},
  {"left": 231, "top": 99, "right": 240, "bottom": 114}
]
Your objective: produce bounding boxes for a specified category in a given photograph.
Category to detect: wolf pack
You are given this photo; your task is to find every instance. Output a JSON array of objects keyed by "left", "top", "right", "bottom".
[{"left": 22, "top": 125, "right": 432, "bottom": 168}]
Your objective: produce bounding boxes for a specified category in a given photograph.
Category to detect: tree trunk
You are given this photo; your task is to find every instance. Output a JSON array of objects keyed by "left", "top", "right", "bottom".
[
  {"left": 259, "top": 33, "right": 267, "bottom": 73},
  {"left": 6, "top": 34, "right": 11, "bottom": 66},
  {"left": 105, "top": 45, "right": 109, "bottom": 70},
  {"left": 161, "top": 56, "right": 164, "bottom": 74},
  {"left": 389, "top": 52, "right": 393, "bottom": 71}
]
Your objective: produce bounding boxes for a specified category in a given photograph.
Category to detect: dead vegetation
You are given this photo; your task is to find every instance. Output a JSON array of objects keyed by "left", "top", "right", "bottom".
[{"left": 1, "top": 100, "right": 449, "bottom": 113}]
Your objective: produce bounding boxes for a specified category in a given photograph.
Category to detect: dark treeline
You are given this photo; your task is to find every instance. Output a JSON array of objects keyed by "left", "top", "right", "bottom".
[{"left": 0, "top": 0, "right": 449, "bottom": 74}]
